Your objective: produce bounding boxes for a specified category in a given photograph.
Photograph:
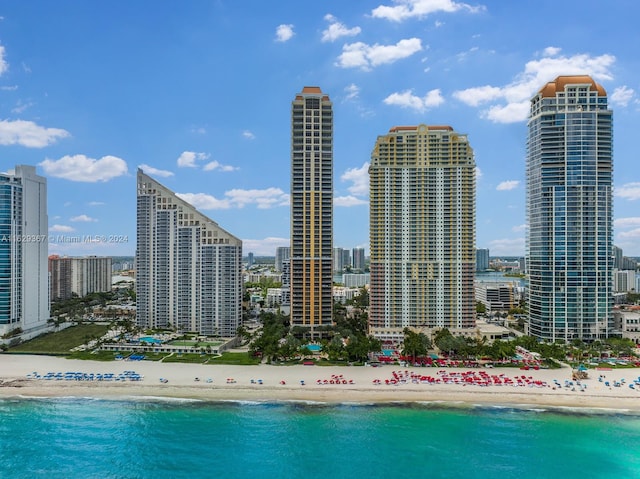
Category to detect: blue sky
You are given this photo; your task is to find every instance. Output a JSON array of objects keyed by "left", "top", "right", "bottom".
[{"left": 1, "top": 0, "right": 640, "bottom": 257}]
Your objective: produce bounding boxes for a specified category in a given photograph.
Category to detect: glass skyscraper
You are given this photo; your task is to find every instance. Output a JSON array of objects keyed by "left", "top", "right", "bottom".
[
  {"left": 0, "top": 165, "right": 49, "bottom": 338},
  {"left": 526, "top": 75, "right": 613, "bottom": 341},
  {"left": 290, "top": 87, "right": 333, "bottom": 337}
]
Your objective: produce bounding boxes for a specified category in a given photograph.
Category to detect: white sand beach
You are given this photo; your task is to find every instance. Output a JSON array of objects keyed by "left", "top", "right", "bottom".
[{"left": 1, "top": 354, "right": 640, "bottom": 410}]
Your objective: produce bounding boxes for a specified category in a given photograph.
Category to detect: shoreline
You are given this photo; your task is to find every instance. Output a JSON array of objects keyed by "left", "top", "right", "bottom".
[{"left": 2, "top": 354, "right": 640, "bottom": 412}]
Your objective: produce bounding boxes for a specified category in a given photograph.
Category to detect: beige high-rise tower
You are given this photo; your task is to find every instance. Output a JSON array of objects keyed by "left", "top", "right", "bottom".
[
  {"left": 369, "top": 125, "right": 476, "bottom": 342},
  {"left": 290, "top": 87, "right": 333, "bottom": 338}
]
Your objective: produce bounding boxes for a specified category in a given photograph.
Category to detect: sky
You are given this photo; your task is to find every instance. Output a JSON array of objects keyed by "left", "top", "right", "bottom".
[{"left": 1, "top": 0, "right": 640, "bottom": 258}]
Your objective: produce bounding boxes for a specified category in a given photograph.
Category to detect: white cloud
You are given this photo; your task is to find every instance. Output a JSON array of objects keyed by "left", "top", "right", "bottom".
[
  {"left": 610, "top": 86, "right": 635, "bottom": 107},
  {"left": 475, "top": 167, "right": 482, "bottom": 182},
  {"left": 383, "top": 88, "right": 444, "bottom": 112},
  {"left": 40, "top": 155, "right": 128, "bottom": 182},
  {"left": 139, "top": 163, "right": 174, "bottom": 177},
  {"left": 614, "top": 217, "right": 640, "bottom": 229},
  {"left": 617, "top": 228, "right": 640, "bottom": 241},
  {"left": 203, "top": 160, "right": 238, "bottom": 172},
  {"left": 488, "top": 237, "right": 525, "bottom": 256},
  {"left": 452, "top": 85, "right": 502, "bottom": 106},
  {"left": 335, "top": 195, "right": 368, "bottom": 207},
  {"left": 11, "top": 100, "right": 34, "bottom": 114},
  {"left": 341, "top": 163, "right": 370, "bottom": 196},
  {"left": 543, "top": 46, "right": 562, "bottom": 57},
  {"left": 176, "top": 193, "right": 231, "bottom": 210},
  {"left": 371, "top": 0, "right": 485, "bottom": 22},
  {"left": 275, "top": 24, "right": 295, "bottom": 42},
  {"left": 452, "top": 50, "right": 617, "bottom": 123},
  {"left": 512, "top": 224, "right": 527, "bottom": 233},
  {"left": 0, "top": 45, "right": 7, "bottom": 75},
  {"left": 336, "top": 38, "right": 423, "bottom": 71},
  {"left": 344, "top": 83, "right": 360, "bottom": 101},
  {"left": 49, "top": 224, "right": 75, "bottom": 233},
  {"left": 615, "top": 182, "right": 640, "bottom": 201},
  {"left": 70, "top": 214, "right": 97, "bottom": 222},
  {"left": 496, "top": 180, "right": 520, "bottom": 191},
  {"left": 177, "top": 187, "right": 289, "bottom": 211},
  {"left": 0, "top": 119, "right": 70, "bottom": 147},
  {"left": 225, "top": 188, "right": 289, "bottom": 209},
  {"left": 88, "top": 201, "right": 105, "bottom": 206},
  {"left": 322, "top": 14, "right": 361, "bottom": 42},
  {"left": 241, "top": 237, "right": 290, "bottom": 256},
  {"left": 242, "top": 130, "right": 256, "bottom": 140},
  {"left": 177, "top": 151, "right": 209, "bottom": 168}
]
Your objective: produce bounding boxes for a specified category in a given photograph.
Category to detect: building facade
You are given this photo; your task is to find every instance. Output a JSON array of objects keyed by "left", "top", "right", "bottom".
[
  {"left": 352, "top": 247, "right": 365, "bottom": 271},
  {"left": 49, "top": 255, "right": 112, "bottom": 301},
  {"left": 275, "top": 246, "right": 290, "bottom": 273},
  {"left": 0, "top": 165, "right": 49, "bottom": 337},
  {"left": 476, "top": 248, "right": 490, "bottom": 272},
  {"left": 526, "top": 75, "right": 614, "bottom": 341},
  {"left": 136, "top": 169, "right": 242, "bottom": 337},
  {"left": 290, "top": 86, "right": 333, "bottom": 337},
  {"left": 369, "top": 125, "right": 476, "bottom": 341}
]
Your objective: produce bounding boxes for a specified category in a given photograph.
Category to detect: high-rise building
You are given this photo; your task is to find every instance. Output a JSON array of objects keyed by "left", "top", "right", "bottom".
[
  {"left": 275, "top": 246, "right": 290, "bottom": 272},
  {"left": 290, "top": 86, "right": 333, "bottom": 337},
  {"left": 369, "top": 125, "right": 476, "bottom": 341},
  {"left": 333, "top": 247, "right": 345, "bottom": 272},
  {"left": 0, "top": 165, "right": 49, "bottom": 337},
  {"left": 136, "top": 169, "right": 242, "bottom": 337},
  {"left": 49, "top": 255, "right": 112, "bottom": 300},
  {"left": 476, "top": 248, "right": 490, "bottom": 272},
  {"left": 526, "top": 75, "right": 613, "bottom": 341},
  {"left": 352, "top": 247, "right": 365, "bottom": 271}
]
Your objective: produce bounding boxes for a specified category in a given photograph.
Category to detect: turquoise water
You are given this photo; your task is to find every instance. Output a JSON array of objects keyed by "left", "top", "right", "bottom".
[{"left": 1, "top": 398, "right": 640, "bottom": 479}]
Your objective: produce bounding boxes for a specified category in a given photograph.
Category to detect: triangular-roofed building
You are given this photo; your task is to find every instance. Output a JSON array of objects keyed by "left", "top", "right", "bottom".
[{"left": 136, "top": 169, "right": 242, "bottom": 337}]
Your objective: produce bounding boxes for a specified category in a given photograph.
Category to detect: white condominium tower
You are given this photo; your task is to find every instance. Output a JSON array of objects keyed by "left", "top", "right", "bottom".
[
  {"left": 136, "top": 169, "right": 243, "bottom": 337},
  {"left": 526, "top": 75, "right": 613, "bottom": 341},
  {"left": 0, "top": 165, "right": 49, "bottom": 338},
  {"left": 369, "top": 125, "right": 476, "bottom": 341},
  {"left": 290, "top": 86, "right": 333, "bottom": 337}
]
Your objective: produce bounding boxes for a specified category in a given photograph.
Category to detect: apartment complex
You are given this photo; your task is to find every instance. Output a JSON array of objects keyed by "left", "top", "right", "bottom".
[
  {"left": 526, "top": 75, "right": 614, "bottom": 341},
  {"left": 136, "top": 169, "right": 243, "bottom": 337},
  {"left": 290, "top": 86, "right": 333, "bottom": 337},
  {"left": 0, "top": 165, "right": 49, "bottom": 337},
  {"left": 369, "top": 125, "right": 476, "bottom": 341},
  {"left": 49, "top": 255, "right": 112, "bottom": 300}
]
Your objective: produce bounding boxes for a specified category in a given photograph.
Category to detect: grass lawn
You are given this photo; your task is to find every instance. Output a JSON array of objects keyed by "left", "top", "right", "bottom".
[
  {"left": 206, "top": 352, "right": 261, "bottom": 365},
  {"left": 8, "top": 323, "right": 111, "bottom": 355}
]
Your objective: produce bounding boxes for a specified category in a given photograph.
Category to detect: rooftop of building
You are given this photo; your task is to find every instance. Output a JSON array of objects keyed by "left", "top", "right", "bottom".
[{"left": 538, "top": 75, "right": 607, "bottom": 98}]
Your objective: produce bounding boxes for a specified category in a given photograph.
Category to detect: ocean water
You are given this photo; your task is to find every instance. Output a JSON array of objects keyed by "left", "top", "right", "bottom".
[{"left": 1, "top": 398, "right": 640, "bottom": 479}]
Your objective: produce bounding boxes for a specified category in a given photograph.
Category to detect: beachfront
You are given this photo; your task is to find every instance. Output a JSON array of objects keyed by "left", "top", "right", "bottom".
[{"left": 1, "top": 354, "right": 640, "bottom": 411}]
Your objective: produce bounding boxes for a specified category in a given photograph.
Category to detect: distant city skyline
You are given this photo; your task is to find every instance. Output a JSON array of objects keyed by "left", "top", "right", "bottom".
[{"left": 1, "top": 2, "right": 640, "bottom": 257}]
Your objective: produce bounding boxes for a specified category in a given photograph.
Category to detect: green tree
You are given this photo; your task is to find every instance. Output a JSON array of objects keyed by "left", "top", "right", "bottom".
[{"left": 402, "top": 328, "right": 431, "bottom": 363}]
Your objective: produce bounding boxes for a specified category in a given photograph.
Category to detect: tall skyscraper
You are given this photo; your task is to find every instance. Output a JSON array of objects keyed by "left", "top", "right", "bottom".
[
  {"left": 476, "top": 248, "right": 490, "bottom": 272},
  {"left": 49, "top": 255, "right": 112, "bottom": 301},
  {"left": 290, "top": 86, "right": 333, "bottom": 337},
  {"left": 275, "top": 246, "right": 290, "bottom": 272},
  {"left": 526, "top": 75, "right": 613, "bottom": 341},
  {"left": 352, "top": 247, "right": 365, "bottom": 271},
  {"left": 0, "top": 165, "right": 49, "bottom": 337},
  {"left": 369, "top": 125, "right": 476, "bottom": 341},
  {"left": 333, "top": 247, "right": 345, "bottom": 272},
  {"left": 136, "top": 169, "right": 243, "bottom": 337}
]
